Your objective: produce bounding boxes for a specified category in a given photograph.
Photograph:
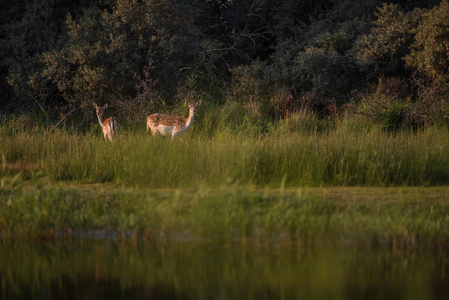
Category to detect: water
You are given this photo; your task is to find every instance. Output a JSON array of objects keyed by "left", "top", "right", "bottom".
[{"left": 0, "top": 238, "right": 448, "bottom": 300}]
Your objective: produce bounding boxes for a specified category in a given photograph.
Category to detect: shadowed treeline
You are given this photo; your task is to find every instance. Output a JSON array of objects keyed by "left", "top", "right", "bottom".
[{"left": 1, "top": 0, "right": 448, "bottom": 129}]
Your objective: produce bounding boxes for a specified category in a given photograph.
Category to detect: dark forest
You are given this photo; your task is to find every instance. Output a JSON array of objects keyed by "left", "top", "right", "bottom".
[{"left": 1, "top": 0, "right": 448, "bottom": 128}]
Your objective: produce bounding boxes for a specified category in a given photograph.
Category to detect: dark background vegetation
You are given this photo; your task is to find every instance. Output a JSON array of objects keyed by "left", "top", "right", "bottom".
[{"left": 1, "top": 0, "right": 448, "bottom": 129}]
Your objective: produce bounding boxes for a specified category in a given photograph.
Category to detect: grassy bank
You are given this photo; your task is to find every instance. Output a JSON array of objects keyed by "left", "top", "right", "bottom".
[
  {"left": 2, "top": 120, "right": 449, "bottom": 187},
  {"left": 2, "top": 117, "right": 449, "bottom": 245},
  {"left": 1, "top": 180, "right": 449, "bottom": 247}
]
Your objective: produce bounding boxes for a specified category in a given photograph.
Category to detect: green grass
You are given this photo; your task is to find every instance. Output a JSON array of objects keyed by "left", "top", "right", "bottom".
[
  {"left": 2, "top": 119, "right": 449, "bottom": 187},
  {"left": 1, "top": 179, "right": 449, "bottom": 246},
  {"left": 2, "top": 115, "right": 449, "bottom": 245},
  {"left": 2, "top": 236, "right": 447, "bottom": 300}
]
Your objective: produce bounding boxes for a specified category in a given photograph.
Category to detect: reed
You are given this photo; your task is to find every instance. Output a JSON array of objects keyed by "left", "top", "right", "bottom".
[
  {"left": 2, "top": 117, "right": 449, "bottom": 187},
  {"left": 1, "top": 182, "right": 449, "bottom": 246},
  {"left": 2, "top": 114, "right": 449, "bottom": 244}
]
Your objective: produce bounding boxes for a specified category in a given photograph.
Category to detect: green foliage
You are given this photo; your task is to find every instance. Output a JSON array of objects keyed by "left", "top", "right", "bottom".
[
  {"left": 231, "top": 61, "right": 277, "bottom": 119},
  {"left": 230, "top": 0, "right": 375, "bottom": 118},
  {"left": 348, "top": 76, "right": 449, "bottom": 128},
  {"left": 3, "top": 117, "right": 449, "bottom": 188},
  {"left": 406, "top": 0, "right": 449, "bottom": 83},
  {"left": 347, "top": 77, "right": 414, "bottom": 129},
  {"left": 0, "top": 0, "right": 61, "bottom": 114},
  {"left": 40, "top": 0, "right": 200, "bottom": 109},
  {"left": 1, "top": 0, "right": 447, "bottom": 126},
  {"left": 355, "top": 3, "right": 423, "bottom": 76},
  {"left": 232, "top": 43, "right": 359, "bottom": 119},
  {"left": 294, "top": 46, "right": 357, "bottom": 105},
  {"left": 2, "top": 182, "right": 449, "bottom": 247},
  {"left": 270, "top": 112, "right": 328, "bottom": 136}
]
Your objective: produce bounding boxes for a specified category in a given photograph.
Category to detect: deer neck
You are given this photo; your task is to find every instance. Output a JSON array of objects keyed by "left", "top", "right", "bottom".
[
  {"left": 184, "top": 110, "right": 195, "bottom": 128},
  {"left": 97, "top": 114, "right": 105, "bottom": 127}
]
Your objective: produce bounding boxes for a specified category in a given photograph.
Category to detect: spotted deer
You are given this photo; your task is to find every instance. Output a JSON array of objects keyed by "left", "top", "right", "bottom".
[
  {"left": 93, "top": 103, "right": 120, "bottom": 141},
  {"left": 146, "top": 101, "right": 202, "bottom": 139}
]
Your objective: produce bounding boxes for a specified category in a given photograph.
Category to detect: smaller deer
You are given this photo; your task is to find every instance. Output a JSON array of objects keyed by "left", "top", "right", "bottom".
[
  {"left": 93, "top": 103, "right": 120, "bottom": 141},
  {"left": 146, "top": 101, "right": 202, "bottom": 139}
]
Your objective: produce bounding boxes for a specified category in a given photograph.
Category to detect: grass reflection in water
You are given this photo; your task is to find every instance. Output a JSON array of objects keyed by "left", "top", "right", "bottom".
[{"left": 1, "top": 238, "right": 448, "bottom": 300}]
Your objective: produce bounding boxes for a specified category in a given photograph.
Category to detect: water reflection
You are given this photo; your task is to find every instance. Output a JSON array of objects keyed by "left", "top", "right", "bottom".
[{"left": 0, "top": 238, "right": 448, "bottom": 299}]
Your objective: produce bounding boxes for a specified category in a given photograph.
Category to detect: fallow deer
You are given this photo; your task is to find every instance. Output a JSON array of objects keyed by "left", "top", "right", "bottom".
[
  {"left": 146, "top": 101, "right": 202, "bottom": 139},
  {"left": 93, "top": 103, "right": 120, "bottom": 141}
]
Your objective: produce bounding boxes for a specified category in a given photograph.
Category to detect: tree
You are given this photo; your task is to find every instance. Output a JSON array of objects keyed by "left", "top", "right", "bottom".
[
  {"left": 355, "top": 3, "right": 423, "bottom": 78},
  {"left": 406, "top": 0, "right": 449, "bottom": 83},
  {"left": 0, "top": 0, "right": 73, "bottom": 115},
  {"left": 193, "top": 0, "right": 274, "bottom": 86},
  {"left": 40, "top": 0, "right": 200, "bottom": 113}
]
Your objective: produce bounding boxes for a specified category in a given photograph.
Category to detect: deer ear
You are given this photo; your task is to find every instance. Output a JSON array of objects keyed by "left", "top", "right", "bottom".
[
  {"left": 103, "top": 104, "right": 108, "bottom": 109},
  {"left": 93, "top": 103, "right": 98, "bottom": 108},
  {"left": 196, "top": 100, "right": 202, "bottom": 106}
]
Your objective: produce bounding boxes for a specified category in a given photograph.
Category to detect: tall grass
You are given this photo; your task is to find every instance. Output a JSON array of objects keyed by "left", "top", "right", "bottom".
[
  {"left": 2, "top": 113, "right": 449, "bottom": 188},
  {"left": 2, "top": 113, "right": 449, "bottom": 244},
  {"left": 2, "top": 182, "right": 449, "bottom": 245}
]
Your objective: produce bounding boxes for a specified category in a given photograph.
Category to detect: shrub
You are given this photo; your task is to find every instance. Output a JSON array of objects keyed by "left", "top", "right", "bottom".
[
  {"left": 1, "top": 0, "right": 62, "bottom": 115},
  {"left": 294, "top": 46, "right": 357, "bottom": 107},
  {"left": 346, "top": 77, "right": 415, "bottom": 130},
  {"left": 355, "top": 3, "right": 424, "bottom": 77},
  {"left": 40, "top": 0, "right": 200, "bottom": 112},
  {"left": 405, "top": 0, "right": 449, "bottom": 83}
]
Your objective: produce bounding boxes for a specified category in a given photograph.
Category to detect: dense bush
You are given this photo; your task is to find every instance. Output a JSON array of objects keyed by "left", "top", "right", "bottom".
[
  {"left": 0, "top": 0, "right": 69, "bottom": 116},
  {"left": 354, "top": 3, "right": 423, "bottom": 78},
  {"left": 40, "top": 0, "right": 199, "bottom": 110},
  {"left": 406, "top": 0, "right": 449, "bottom": 83},
  {"left": 0, "top": 0, "right": 447, "bottom": 128}
]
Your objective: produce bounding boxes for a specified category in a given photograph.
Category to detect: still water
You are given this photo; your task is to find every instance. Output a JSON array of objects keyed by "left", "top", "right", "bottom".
[{"left": 0, "top": 238, "right": 448, "bottom": 300}]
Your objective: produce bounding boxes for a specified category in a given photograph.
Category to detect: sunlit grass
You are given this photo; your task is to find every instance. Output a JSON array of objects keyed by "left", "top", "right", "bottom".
[
  {"left": 2, "top": 119, "right": 449, "bottom": 187},
  {"left": 2, "top": 115, "right": 449, "bottom": 244},
  {"left": 1, "top": 179, "right": 449, "bottom": 246}
]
